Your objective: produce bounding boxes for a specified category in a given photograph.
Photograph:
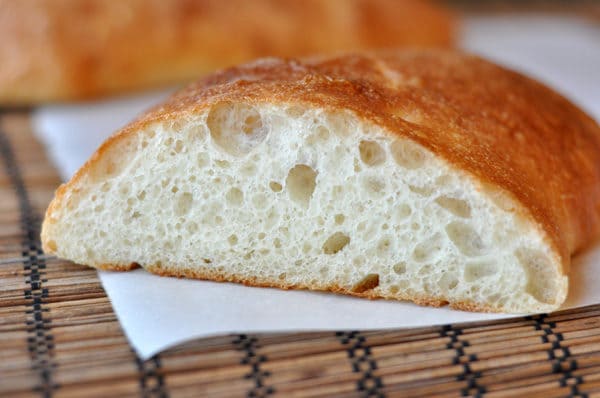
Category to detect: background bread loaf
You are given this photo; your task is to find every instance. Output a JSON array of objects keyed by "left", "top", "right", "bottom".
[{"left": 0, "top": 0, "right": 453, "bottom": 104}]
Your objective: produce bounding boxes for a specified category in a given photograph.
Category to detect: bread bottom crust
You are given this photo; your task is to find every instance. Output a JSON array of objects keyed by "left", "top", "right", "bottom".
[
  {"left": 95, "top": 262, "right": 501, "bottom": 313},
  {"left": 96, "top": 263, "right": 140, "bottom": 271}
]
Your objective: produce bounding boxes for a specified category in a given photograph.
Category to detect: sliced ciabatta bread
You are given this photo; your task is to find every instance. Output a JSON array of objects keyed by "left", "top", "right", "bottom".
[{"left": 42, "top": 50, "right": 600, "bottom": 313}]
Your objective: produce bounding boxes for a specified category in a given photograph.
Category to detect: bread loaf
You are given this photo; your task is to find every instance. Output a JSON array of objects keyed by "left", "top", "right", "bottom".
[
  {"left": 41, "top": 49, "right": 600, "bottom": 313},
  {"left": 0, "top": 0, "right": 453, "bottom": 104}
]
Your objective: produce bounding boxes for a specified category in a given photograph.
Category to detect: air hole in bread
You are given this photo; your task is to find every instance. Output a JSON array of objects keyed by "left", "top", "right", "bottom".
[
  {"left": 515, "top": 248, "right": 557, "bottom": 304},
  {"left": 240, "top": 162, "right": 257, "bottom": 176},
  {"left": 279, "top": 227, "right": 290, "bottom": 238},
  {"left": 435, "top": 174, "right": 452, "bottom": 187},
  {"left": 354, "top": 158, "right": 362, "bottom": 173},
  {"left": 307, "top": 126, "right": 331, "bottom": 145},
  {"left": 118, "top": 182, "right": 130, "bottom": 196},
  {"left": 197, "top": 152, "right": 209, "bottom": 168},
  {"left": 363, "top": 176, "right": 385, "bottom": 197},
  {"left": 286, "top": 164, "right": 317, "bottom": 207},
  {"left": 252, "top": 193, "right": 268, "bottom": 209},
  {"left": 353, "top": 256, "right": 365, "bottom": 267},
  {"left": 393, "top": 262, "right": 406, "bottom": 275},
  {"left": 186, "top": 221, "right": 198, "bottom": 233},
  {"left": 302, "top": 242, "right": 312, "bottom": 253},
  {"left": 413, "top": 234, "right": 443, "bottom": 262},
  {"left": 352, "top": 273, "right": 380, "bottom": 293},
  {"left": 390, "top": 139, "right": 427, "bottom": 169},
  {"left": 269, "top": 181, "right": 282, "bottom": 192},
  {"left": 226, "top": 188, "right": 244, "bottom": 206},
  {"left": 334, "top": 214, "right": 345, "bottom": 224},
  {"left": 435, "top": 196, "right": 471, "bottom": 218},
  {"left": 215, "top": 159, "right": 230, "bottom": 168},
  {"left": 438, "top": 272, "right": 459, "bottom": 292},
  {"left": 207, "top": 102, "right": 267, "bottom": 156},
  {"left": 464, "top": 260, "right": 498, "bottom": 282},
  {"left": 409, "top": 185, "right": 433, "bottom": 197},
  {"left": 418, "top": 264, "right": 432, "bottom": 276},
  {"left": 315, "top": 126, "right": 330, "bottom": 140},
  {"left": 228, "top": 234, "right": 238, "bottom": 245},
  {"left": 446, "top": 221, "right": 486, "bottom": 257},
  {"left": 359, "top": 140, "right": 385, "bottom": 166},
  {"left": 323, "top": 232, "right": 350, "bottom": 254},
  {"left": 174, "top": 140, "right": 184, "bottom": 153},
  {"left": 377, "top": 237, "right": 393, "bottom": 255},
  {"left": 394, "top": 204, "right": 412, "bottom": 221}
]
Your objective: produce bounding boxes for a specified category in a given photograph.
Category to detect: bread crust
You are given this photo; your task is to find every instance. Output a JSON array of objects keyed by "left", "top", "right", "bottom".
[
  {"left": 0, "top": 0, "right": 454, "bottom": 104},
  {"left": 85, "top": 261, "right": 513, "bottom": 312},
  {"left": 42, "top": 49, "right": 600, "bottom": 311}
]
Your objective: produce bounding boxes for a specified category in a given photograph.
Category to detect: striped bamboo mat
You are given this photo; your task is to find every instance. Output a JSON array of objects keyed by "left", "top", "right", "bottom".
[{"left": 2, "top": 110, "right": 600, "bottom": 397}]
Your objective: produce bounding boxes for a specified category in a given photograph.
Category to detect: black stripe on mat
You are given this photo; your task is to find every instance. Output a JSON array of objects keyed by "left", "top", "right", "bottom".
[
  {"left": 529, "top": 314, "right": 587, "bottom": 397},
  {"left": 0, "top": 125, "right": 58, "bottom": 396},
  {"left": 233, "top": 334, "right": 274, "bottom": 397},
  {"left": 336, "top": 331, "right": 385, "bottom": 398},
  {"left": 440, "top": 324, "right": 485, "bottom": 397},
  {"left": 135, "top": 353, "right": 168, "bottom": 398}
]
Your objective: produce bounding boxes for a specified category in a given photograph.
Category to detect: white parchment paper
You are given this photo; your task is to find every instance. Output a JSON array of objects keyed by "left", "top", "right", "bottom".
[{"left": 33, "top": 16, "right": 600, "bottom": 359}]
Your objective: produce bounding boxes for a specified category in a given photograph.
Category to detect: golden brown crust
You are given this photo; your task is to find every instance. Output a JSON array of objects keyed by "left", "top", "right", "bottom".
[
  {"left": 96, "top": 260, "right": 494, "bottom": 311},
  {"left": 0, "top": 0, "right": 454, "bottom": 104},
  {"left": 95, "top": 262, "right": 140, "bottom": 272},
  {"left": 138, "top": 263, "right": 498, "bottom": 313}
]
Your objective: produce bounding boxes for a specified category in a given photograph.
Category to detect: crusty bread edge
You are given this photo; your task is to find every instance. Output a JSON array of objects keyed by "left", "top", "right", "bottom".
[{"left": 82, "top": 261, "right": 539, "bottom": 313}]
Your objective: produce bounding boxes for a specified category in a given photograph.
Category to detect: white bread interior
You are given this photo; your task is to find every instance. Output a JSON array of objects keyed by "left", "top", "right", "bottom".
[{"left": 42, "top": 102, "right": 567, "bottom": 313}]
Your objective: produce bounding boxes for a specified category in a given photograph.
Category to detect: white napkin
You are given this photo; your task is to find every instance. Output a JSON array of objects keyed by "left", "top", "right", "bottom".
[{"left": 33, "top": 15, "right": 600, "bottom": 359}]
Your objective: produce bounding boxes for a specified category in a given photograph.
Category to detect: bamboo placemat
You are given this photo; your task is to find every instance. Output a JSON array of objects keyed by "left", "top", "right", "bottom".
[{"left": 2, "top": 110, "right": 600, "bottom": 398}]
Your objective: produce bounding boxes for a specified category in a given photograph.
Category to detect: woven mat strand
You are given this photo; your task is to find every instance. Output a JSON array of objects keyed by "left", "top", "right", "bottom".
[{"left": 2, "top": 111, "right": 600, "bottom": 397}]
